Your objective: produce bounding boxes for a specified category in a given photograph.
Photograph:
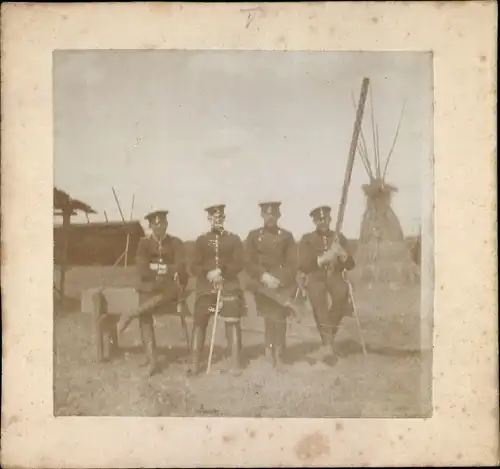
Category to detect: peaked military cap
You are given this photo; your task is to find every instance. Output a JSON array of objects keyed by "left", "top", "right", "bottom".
[
  {"left": 205, "top": 204, "right": 226, "bottom": 217},
  {"left": 145, "top": 210, "right": 169, "bottom": 224},
  {"left": 309, "top": 206, "right": 332, "bottom": 220},
  {"left": 259, "top": 201, "right": 282, "bottom": 215}
]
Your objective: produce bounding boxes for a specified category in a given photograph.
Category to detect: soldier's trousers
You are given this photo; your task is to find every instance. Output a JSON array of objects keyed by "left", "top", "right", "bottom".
[
  {"left": 255, "top": 295, "right": 288, "bottom": 351},
  {"left": 191, "top": 292, "right": 244, "bottom": 370},
  {"left": 138, "top": 313, "right": 156, "bottom": 348},
  {"left": 306, "top": 275, "right": 351, "bottom": 345}
]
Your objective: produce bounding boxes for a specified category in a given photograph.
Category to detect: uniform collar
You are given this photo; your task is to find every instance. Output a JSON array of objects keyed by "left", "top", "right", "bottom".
[
  {"left": 150, "top": 232, "right": 169, "bottom": 243},
  {"left": 262, "top": 226, "right": 280, "bottom": 235},
  {"left": 316, "top": 228, "right": 333, "bottom": 236}
]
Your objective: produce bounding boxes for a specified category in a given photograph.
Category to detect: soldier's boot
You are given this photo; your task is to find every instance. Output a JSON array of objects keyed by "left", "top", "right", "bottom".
[
  {"left": 139, "top": 317, "right": 158, "bottom": 376},
  {"left": 274, "top": 320, "right": 287, "bottom": 371},
  {"left": 274, "top": 346, "right": 286, "bottom": 371},
  {"left": 328, "top": 310, "right": 344, "bottom": 357},
  {"left": 189, "top": 325, "right": 206, "bottom": 375},
  {"left": 100, "top": 316, "right": 118, "bottom": 362},
  {"left": 226, "top": 322, "right": 241, "bottom": 374},
  {"left": 144, "top": 340, "right": 159, "bottom": 377},
  {"left": 102, "top": 326, "right": 118, "bottom": 362},
  {"left": 264, "top": 346, "right": 275, "bottom": 365},
  {"left": 329, "top": 325, "right": 341, "bottom": 358},
  {"left": 263, "top": 319, "right": 275, "bottom": 367}
]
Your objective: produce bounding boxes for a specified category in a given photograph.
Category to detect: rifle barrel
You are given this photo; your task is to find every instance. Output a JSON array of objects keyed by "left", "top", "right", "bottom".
[{"left": 335, "top": 77, "right": 370, "bottom": 234}]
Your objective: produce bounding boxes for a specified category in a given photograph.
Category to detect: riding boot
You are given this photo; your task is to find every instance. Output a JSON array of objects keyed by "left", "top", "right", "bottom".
[
  {"left": 190, "top": 325, "right": 206, "bottom": 375},
  {"left": 274, "top": 319, "right": 287, "bottom": 370},
  {"left": 229, "top": 322, "right": 242, "bottom": 373},
  {"left": 224, "top": 322, "right": 233, "bottom": 356},
  {"left": 144, "top": 340, "right": 158, "bottom": 376},
  {"left": 139, "top": 316, "right": 158, "bottom": 376},
  {"left": 264, "top": 318, "right": 275, "bottom": 366},
  {"left": 328, "top": 308, "right": 344, "bottom": 357},
  {"left": 101, "top": 316, "right": 117, "bottom": 362}
]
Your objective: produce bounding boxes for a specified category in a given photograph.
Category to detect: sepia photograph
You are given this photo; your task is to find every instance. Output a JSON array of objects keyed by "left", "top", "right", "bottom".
[
  {"left": 53, "top": 49, "right": 433, "bottom": 418},
  {"left": 2, "top": 2, "right": 497, "bottom": 467}
]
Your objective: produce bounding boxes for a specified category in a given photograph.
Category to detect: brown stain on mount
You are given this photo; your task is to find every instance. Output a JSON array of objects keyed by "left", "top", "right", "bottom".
[{"left": 295, "top": 431, "right": 330, "bottom": 462}]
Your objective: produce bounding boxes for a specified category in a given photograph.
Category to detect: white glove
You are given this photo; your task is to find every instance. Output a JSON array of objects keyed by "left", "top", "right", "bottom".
[
  {"left": 207, "top": 268, "right": 222, "bottom": 283},
  {"left": 318, "top": 242, "right": 347, "bottom": 266},
  {"left": 261, "top": 272, "right": 281, "bottom": 289}
]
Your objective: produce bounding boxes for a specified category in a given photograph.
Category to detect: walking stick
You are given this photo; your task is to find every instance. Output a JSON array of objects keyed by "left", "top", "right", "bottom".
[
  {"left": 206, "top": 285, "right": 222, "bottom": 375},
  {"left": 344, "top": 271, "right": 367, "bottom": 360}
]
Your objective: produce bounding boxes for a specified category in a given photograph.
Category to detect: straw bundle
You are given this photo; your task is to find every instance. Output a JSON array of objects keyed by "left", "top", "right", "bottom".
[
  {"left": 350, "top": 240, "right": 419, "bottom": 285},
  {"left": 359, "top": 180, "right": 404, "bottom": 243},
  {"left": 348, "top": 85, "right": 416, "bottom": 286},
  {"left": 352, "top": 180, "right": 419, "bottom": 286}
]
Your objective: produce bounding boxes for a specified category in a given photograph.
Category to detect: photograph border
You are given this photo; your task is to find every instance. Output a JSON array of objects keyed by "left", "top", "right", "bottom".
[{"left": 1, "top": 2, "right": 497, "bottom": 467}]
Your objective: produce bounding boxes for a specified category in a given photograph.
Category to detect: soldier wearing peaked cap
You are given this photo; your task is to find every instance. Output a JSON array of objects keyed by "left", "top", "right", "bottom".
[
  {"left": 245, "top": 202, "right": 303, "bottom": 370},
  {"left": 298, "top": 206, "right": 355, "bottom": 360},
  {"left": 117, "top": 210, "right": 189, "bottom": 376},
  {"left": 189, "top": 204, "right": 246, "bottom": 375}
]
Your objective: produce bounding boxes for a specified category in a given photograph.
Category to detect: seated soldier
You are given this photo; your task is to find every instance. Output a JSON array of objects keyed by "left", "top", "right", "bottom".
[{"left": 117, "top": 210, "right": 188, "bottom": 376}]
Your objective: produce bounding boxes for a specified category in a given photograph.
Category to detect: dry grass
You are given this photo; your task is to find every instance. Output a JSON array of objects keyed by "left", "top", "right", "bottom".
[{"left": 54, "top": 266, "right": 427, "bottom": 418}]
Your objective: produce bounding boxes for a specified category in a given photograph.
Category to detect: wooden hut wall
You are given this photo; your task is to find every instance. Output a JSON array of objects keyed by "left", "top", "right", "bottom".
[{"left": 54, "top": 222, "right": 145, "bottom": 266}]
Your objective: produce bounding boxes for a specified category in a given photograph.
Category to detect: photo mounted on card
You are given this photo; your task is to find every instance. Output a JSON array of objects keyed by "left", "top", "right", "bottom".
[
  {"left": 53, "top": 49, "right": 433, "bottom": 418},
  {"left": 2, "top": 3, "right": 496, "bottom": 468}
]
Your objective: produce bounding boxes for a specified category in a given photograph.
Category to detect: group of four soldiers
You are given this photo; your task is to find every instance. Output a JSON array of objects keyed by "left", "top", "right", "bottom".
[{"left": 117, "top": 201, "right": 355, "bottom": 377}]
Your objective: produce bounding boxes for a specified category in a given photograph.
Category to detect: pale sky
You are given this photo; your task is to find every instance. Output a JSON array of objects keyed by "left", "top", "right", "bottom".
[{"left": 54, "top": 50, "right": 432, "bottom": 240}]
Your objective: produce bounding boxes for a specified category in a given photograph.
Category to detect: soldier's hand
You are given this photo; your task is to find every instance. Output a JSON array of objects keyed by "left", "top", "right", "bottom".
[
  {"left": 261, "top": 272, "right": 280, "bottom": 289},
  {"left": 207, "top": 268, "right": 222, "bottom": 283},
  {"left": 319, "top": 242, "right": 348, "bottom": 265},
  {"left": 318, "top": 250, "right": 335, "bottom": 266}
]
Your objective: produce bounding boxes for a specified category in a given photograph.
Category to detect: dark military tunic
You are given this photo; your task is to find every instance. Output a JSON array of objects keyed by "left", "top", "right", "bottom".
[
  {"left": 191, "top": 229, "right": 245, "bottom": 321},
  {"left": 298, "top": 230, "right": 354, "bottom": 280},
  {"left": 245, "top": 227, "right": 298, "bottom": 319},
  {"left": 135, "top": 234, "right": 188, "bottom": 313},
  {"left": 298, "top": 230, "right": 355, "bottom": 336}
]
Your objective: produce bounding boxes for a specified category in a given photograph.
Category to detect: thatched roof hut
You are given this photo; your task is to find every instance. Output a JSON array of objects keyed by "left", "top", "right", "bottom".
[{"left": 349, "top": 89, "right": 419, "bottom": 286}]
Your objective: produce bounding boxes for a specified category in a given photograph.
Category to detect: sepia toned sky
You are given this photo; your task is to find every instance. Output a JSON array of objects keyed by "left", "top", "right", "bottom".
[{"left": 54, "top": 50, "right": 433, "bottom": 240}]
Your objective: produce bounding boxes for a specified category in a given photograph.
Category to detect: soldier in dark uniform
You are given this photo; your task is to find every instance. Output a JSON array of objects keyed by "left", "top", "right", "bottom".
[
  {"left": 298, "top": 206, "right": 355, "bottom": 359},
  {"left": 245, "top": 201, "right": 303, "bottom": 369},
  {"left": 190, "top": 204, "right": 246, "bottom": 375},
  {"left": 117, "top": 210, "right": 188, "bottom": 376}
]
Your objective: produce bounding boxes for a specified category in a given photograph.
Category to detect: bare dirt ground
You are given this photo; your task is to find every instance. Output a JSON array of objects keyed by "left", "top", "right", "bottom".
[{"left": 54, "top": 267, "right": 426, "bottom": 418}]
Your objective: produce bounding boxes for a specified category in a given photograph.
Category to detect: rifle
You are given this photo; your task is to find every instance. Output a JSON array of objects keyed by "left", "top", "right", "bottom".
[
  {"left": 323, "top": 78, "right": 370, "bottom": 278},
  {"left": 335, "top": 77, "right": 370, "bottom": 238}
]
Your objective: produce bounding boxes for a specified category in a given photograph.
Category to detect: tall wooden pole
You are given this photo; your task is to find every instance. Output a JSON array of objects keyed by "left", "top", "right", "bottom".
[
  {"left": 124, "top": 194, "right": 135, "bottom": 267},
  {"left": 335, "top": 77, "right": 370, "bottom": 234}
]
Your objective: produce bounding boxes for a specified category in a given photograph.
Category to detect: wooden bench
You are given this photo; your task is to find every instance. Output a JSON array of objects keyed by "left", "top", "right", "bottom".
[{"left": 81, "top": 287, "right": 191, "bottom": 362}]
